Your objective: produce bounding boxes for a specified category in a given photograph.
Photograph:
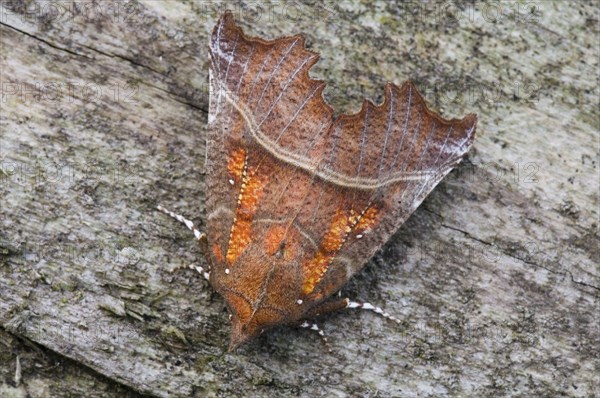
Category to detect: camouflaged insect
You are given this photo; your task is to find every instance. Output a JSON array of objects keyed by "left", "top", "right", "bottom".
[{"left": 159, "top": 11, "right": 477, "bottom": 351}]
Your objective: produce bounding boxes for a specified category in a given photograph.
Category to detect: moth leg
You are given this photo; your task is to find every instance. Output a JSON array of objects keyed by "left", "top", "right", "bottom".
[
  {"left": 346, "top": 299, "right": 402, "bottom": 325},
  {"left": 189, "top": 264, "right": 210, "bottom": 281},
  {"left": 156, "top": 205, "right": 206, "bottom": 241},
  {"left": 308, "top": 298, "right": 402, "bottom": 325},
  {"left": 299, "top": 321, "right": 331, "bottom": 352},
  {"left": 169, "top": 263, "right": 210, "bottom": 281},
  {"left": 305, "top": 298, "right": 349, "bottom": 317},
  {"left": 157, "top": 205, "right": 212, "bottom": 275}
]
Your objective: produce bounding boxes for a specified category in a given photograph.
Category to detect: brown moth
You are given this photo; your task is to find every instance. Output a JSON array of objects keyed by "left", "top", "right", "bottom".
[{"left": 159, "top": 11, "right": 477, "bottom": 351}]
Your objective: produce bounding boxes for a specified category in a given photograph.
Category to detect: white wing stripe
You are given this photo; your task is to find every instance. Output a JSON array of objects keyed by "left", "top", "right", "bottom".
[{"left": 224, "top": 92, "right": 438, "bottom": 190}]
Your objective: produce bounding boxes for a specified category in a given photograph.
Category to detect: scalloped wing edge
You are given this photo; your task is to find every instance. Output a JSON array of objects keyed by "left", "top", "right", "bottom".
[{"left": 210, "top": 11, "right": 477, "bottom": 138}]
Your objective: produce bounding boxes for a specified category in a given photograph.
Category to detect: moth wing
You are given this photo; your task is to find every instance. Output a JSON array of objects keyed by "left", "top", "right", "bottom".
[
  {"left": 207, "top": 12, "right": 477, "bottom": 303},
  {"left": 308, "top": 86, "right": 476, "bottom": 300},
  {"left": 205, "top": 12, "right": 333, "bottom": 272}
]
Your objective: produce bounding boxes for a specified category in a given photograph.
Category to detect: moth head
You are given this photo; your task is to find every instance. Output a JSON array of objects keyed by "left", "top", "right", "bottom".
[
  {"left": 228, "top": 314, "right": 259, "bottom": 352},
  {"left": 213, "top": 239, "right": 304, "bottom": 351},
  {"left": 222, "top": 290, "right": 285, "bottom": 352}
]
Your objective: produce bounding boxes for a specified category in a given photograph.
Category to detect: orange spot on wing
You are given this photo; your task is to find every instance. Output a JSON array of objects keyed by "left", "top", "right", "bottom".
[
  {"left": 302, "top": 208, "right": 350, "bottom": 295},
  {"left": 227, "top": 147, "right": 246, "bottom": 184},
  {"left": 226, "top": 155, "right": 265, "bottom": 265},
  {"left": 264, "top": 225, "right": 286, "bottom": 256},
  {"left": 302, "top": 204, "right": 380, "bottom": 295},
  {"left": 212, "top": 243, "right": 224, "bottom": 264},
  {"left": 227, "top": 220, "right": 253, "bottom": 265},
  {"left": 355, "top": 206, "right": 379, "bottom": 233},
  {"left": 263, "top": 225, "right": 298, "bottom": 261}
]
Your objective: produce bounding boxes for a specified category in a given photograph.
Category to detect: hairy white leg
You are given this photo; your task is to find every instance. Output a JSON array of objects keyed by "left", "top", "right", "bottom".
[
  {"left": 157, "top": 205, "right": 205, "bottom": 241},
  {"left": 157, "top": 205, "right": 211, "bottom": 278},
  {"left": 169, "top": 263, "right": 210, "bottom": 281},
  {"left": 300, "top": 321, "right": 331, "bottom": 351},
  {"left": 346, "top": 300, "right": 402, "bottom": 325}
]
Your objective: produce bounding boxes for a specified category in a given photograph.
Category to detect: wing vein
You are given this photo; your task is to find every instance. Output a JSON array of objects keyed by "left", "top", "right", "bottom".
[
  {"left": 412, "top": 125, "right": 454, "bottom": 202},
  {"left": 246, "top": 46, "right": 276, "bottom": 109},
  {"left": 272, "top": 118, "right": 329, "bottom": 208},
  {"left": 258, "top": 54, "right": 317, "bottom": 129},
  {"left": 387, "top": 84, "right": 413, "bottom": 176},
  {"left": 252, "top": 38, "right": 299, "bottom": 113},
  {"left": 272, "top": 80, "right": 323, "bottom": 143},
  {"left": 377, "top": 87, "right": 395, "bottom": 178},
  {"left": 432, "top": 126, "right": 454, "bottom": 168},
  {"left": 212, "top": 16, "right": 226, "bottom": 115},
  {"left": 398, "top": 120, "right": 437, "bottom": 204},
  {"left": 397, "top": 106, "right": 423, "bottom": 174},
  {"left": 234, "top": 43, "right": 256, "bottom": 97},
  {"left": 356, "top": 105, "right": 370, "bottom": 177},
  {"left": 220, "top": 35, "right": 240, "bottom": 147}
]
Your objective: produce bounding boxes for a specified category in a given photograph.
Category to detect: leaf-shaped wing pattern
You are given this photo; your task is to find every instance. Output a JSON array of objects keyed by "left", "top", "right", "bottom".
[{"left": 205, "top": 12, "right": 476, "bottom": 309}]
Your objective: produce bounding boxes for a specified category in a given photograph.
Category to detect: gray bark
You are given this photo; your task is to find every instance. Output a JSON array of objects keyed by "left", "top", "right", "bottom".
[{"left": 1, "top": 1, "right": 598, "bottom": 397}]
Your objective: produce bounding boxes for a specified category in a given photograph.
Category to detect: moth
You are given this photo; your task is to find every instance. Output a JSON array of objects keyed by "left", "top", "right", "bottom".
[{"left": 158, "top": 12, "right": 477, "bottom": 351}]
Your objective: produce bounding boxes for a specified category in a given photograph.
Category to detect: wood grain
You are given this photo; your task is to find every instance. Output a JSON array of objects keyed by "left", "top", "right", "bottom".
[{"left": 1, "top": 1, "right": 598, "bottom": 397}]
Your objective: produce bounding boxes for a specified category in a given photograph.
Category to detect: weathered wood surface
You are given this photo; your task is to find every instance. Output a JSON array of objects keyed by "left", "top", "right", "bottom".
[{"left": 1, "top": 1, "right": 598, "bottom": 397}]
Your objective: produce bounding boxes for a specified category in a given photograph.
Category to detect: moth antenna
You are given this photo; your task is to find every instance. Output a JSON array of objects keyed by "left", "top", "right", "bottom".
[
  {"left": 346, "top": 300, "right": 402, "bottom": 325},
  {"left": 300, "top": 321, "right": 332, "bottom": 352},
  {"left": 156, "top": 205, "right": 206, "bottom": 241}
]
